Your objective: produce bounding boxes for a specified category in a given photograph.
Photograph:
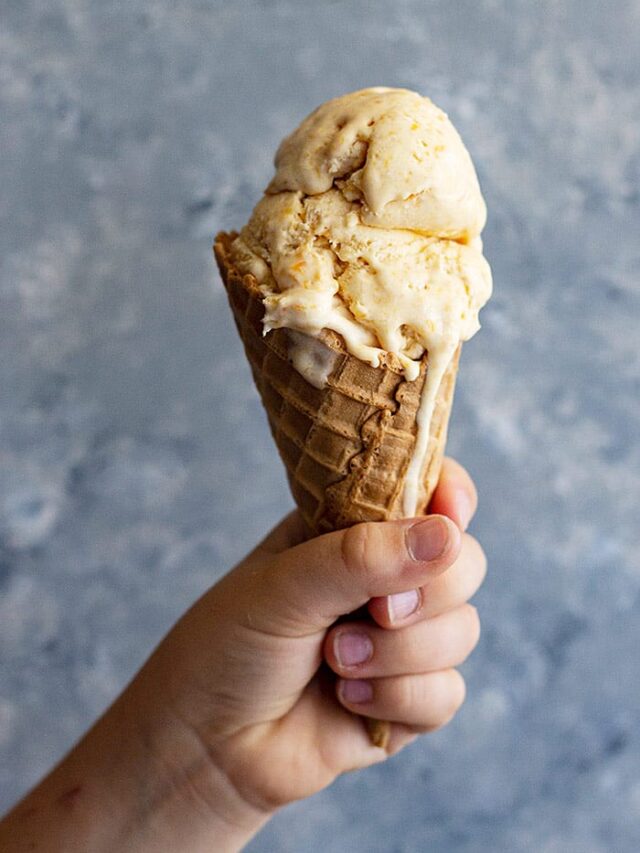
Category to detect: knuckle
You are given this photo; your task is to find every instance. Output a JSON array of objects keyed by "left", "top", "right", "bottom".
[
  {"left": 463, "top": 604, "right": 481, "bottom": 642},
  {"left": 467, "top": 476, "right": 479, "bottom": 510},
  {"left": 418, "top": 671, "right": 467, "bottom": 733},
  {"left": 395, "top": 675, "right": 418, "bottom": 712},
  {"left": 451, "top": 458, "right": 478, "bottom": 507},
  {"left": 435, "top": 606, "right": 481, "bottom": 665},
  {"left": 464, "top": 534, "right": 488, "bottom": 576},
  {"left": 460, "top": 606, "right": 481, "bottom": 660},
  {"left": 447, "top": 669, "right": 467, "bottom": 716},
  {"left": 477, "top": 544, "right": 488, "bottom": 578},
  {"left": 340, "top": 523, "right": 369, "bottom": 578},
  {"left": 431, "top": 671, "right": 466, "bottom": 730},
  {"left": 340, "top": 522, "right": 384, "bottom": 580}
]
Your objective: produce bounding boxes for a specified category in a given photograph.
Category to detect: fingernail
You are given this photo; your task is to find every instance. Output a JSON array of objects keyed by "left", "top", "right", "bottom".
[
  {"left": 339, "top": 679, "right": 373, "bottom": 704},
  {"left": 406, "top": 517, "right": 451, "bottom": 562},
  {"left": 387, "top": 589, "right": 420, "bottom": 623},
  {"left": 335, "top": 632, "right": 373, "bottom": 667}
]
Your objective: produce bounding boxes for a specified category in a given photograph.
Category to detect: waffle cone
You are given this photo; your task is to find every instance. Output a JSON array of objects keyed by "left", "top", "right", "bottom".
[{"left": 214, "top": 231, "right": 461, "bottom": 749}]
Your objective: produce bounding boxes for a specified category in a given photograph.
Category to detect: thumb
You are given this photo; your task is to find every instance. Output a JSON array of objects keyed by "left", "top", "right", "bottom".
[
  {"left": 238, "top": 514, "right": 461, "bottom": 639},
  {"left": 164, "top": 515, "right": 462, "bottom": 733}
]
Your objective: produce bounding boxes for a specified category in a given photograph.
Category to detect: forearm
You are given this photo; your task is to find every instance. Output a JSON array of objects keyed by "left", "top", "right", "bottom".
[{"left": 0, "top": 667, "right": 269, "bottom": 853}]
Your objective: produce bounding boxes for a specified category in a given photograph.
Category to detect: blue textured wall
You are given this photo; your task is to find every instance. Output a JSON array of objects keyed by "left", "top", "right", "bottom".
[{"left": 2, "top": 2, "right": 639, "bottom": 850}]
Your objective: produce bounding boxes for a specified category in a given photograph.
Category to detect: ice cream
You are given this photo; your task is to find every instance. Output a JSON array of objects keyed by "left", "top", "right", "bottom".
[{"left": 227, "top": 87, "right": 492, "bottom": 516}]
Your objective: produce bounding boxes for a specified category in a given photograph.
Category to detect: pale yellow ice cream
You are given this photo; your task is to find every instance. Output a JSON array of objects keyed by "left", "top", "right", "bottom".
[
  {"left": 229, "top": 87, "right": 492, "bottom": 514},
  {"left": 268, "top": 86, "right": 486, "bottom": 241}
]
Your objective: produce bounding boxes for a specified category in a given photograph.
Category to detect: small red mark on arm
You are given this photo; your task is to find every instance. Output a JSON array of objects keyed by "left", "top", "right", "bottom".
[
  {"left": 17, "top": 805, "right": 37, "bottom": 820},
  {"left": 56, "top": 785, "right": 82, "bottom": 811}
]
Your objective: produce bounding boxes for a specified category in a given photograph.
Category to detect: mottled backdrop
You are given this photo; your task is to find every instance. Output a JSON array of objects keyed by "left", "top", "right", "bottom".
[{"left": 1, "top": 1, "right": 639, "bottom": 850}]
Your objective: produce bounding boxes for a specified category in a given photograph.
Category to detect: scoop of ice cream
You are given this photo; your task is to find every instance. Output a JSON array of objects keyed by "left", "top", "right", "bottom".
[
  {"left": 225, "top": 87, "right": 492, "bottom": 519},
  {"left": 267, "top": 87, "right": 486, "bottom": 242},
  {"left": 229, "top": 87, "right": 491, "bottom": 381},
  {"left": 234, "top": 189, "right": 491, "bottom": 381}
]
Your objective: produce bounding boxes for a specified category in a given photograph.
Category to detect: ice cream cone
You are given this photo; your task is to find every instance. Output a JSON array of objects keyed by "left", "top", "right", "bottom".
[
  {"left": 215, "top": 232, "right": 460, "bottom": 534},
  {"left": 215, "top": 231, "right": 461, "bottom": 750}
]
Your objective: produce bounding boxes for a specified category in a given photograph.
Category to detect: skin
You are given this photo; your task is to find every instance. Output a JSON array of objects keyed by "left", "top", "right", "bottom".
[{"left": 0, "top": 457, "right": 486, "bottom": 852}]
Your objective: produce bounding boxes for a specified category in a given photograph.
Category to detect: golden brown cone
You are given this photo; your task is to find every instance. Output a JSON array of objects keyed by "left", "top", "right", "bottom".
[{"left": 214, "top": 231, "right": 461, "bottom": 750}]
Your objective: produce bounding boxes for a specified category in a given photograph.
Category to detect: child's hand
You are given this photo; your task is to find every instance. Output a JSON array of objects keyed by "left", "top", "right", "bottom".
[
  {"left": 140, "top": 458, "right": 486, "bottom": 840},
  {"left": 0, "top": 458, "right": 485, "bottom": 853}
]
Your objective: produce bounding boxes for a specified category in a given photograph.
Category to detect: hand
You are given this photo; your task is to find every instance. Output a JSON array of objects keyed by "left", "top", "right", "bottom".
[
  {"left": 144, "top": 458, "right": 486, "bottom": 836},
  {"left": 0, "top": 458, "right": 486, "bottom": 853}
]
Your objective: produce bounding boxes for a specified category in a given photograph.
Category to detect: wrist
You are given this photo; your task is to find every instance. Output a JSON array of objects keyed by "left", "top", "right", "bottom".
[
  {"left": 144, "top": 751, "right": 270, "bottom": 852},
  {"left": 0, "top": 666, "right": 269, "bottom": 853},
  {"left": 140, "top": 718, "right": 271, "bottom": 852},
  {"left": 115, "top": 663, "right": 272, "bottom": 852}
]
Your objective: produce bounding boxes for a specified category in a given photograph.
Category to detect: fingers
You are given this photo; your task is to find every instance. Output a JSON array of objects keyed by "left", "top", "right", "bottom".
[
  {"left": 369, "top": 457, "right": 480, "bottom": 628},
  {"left": 428, "top": 457, "right": 478, "bottom": 531},
  {"left": 326, "top": 604, "right": 480, "bottom": 678},
  {"left": 240, "top": 514, "right": 461, "bottom": 638},
  {"left": 418, "top": 534, "right": 487, "bottom": 619},
  {"left": 337, "top": 669, "right": 466, "bottom": 731},
  {"left": 368, "top": 532, "right": 486, "bottom": 628}
]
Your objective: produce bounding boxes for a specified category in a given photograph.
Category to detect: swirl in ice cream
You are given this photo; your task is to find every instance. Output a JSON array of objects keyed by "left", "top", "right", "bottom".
[{"left": 229, "top": 87, "right": 492, "bottom": 515}]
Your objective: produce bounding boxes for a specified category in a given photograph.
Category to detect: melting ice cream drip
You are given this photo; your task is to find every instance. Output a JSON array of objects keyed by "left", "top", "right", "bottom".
[
  {"left": 401, "top": 343, "right": 457, "bottom": 517},
  {"left": 287, "top": 331, "right": 337, "bottom": 389},
  {"left": 229, "top": 88, "right": 492, "bottom": 517}
]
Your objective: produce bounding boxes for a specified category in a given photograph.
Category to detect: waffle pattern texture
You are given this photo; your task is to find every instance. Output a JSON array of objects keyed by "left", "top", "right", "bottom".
[{"left": 214, "top": 232, "right": 460, "bottom": 537}]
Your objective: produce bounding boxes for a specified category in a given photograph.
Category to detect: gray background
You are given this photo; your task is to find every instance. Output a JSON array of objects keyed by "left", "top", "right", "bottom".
[{"left": 1, "top": 1, "right": 639, "bottom": 850}]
